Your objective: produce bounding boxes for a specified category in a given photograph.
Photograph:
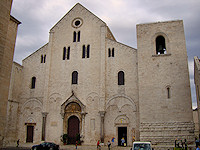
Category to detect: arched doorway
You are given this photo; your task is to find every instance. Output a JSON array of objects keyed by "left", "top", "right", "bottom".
[{"left": 68, "top": 116, "right": 80, "bottom": 144}]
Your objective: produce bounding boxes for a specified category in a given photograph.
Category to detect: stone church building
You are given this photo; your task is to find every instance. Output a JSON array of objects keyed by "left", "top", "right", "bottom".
[{"left": 6, "top": 3, "right": 194, "bottom": 148}]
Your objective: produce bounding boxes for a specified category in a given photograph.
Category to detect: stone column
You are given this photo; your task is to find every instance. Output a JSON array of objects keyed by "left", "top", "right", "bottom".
[
  {"left": 81, "top": 112, "right": 87, "bottom": 141},
  {"left": 41, "top": 112, "right": 48, "bottom": 141},
  {"left": 99, "top": 111, "right": 105, "bottom": 143}
]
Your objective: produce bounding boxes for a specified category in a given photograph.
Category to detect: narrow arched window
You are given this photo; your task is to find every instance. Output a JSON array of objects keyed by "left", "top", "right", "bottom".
[
  {"left": 63, "top": 47, "right": 66, "bottom": 60},
  {"left": 67, "top": 47, "right": 70, "bottom": 60},
  {"left": 31, "top": 77, "right": 36, "bottom": 89},
  {"left": 72, "top": 71, "right": 78, "bottom": 84},
  {"left": 108, "top": 48, "right": 111, "bottom": 57},
  {"left": 78, "top": 31, "right": 80, "bottom": 42},
  {"left": 73, "top": 31, "right": 76, "bottom": 42},
  {"left": 118, "top": 71, "right": 124, "bottom": 85},
  {"left": 44, "top": 55, "right": 46, "bottom": 63},
  {"left": 82, "top": 45, "right": 85, "bottom": 58},
  {"left": 41, "top": 55, "right": 43, "bottom": 63},
  {"left": 167, "top": 87, "right": 171, "bottom": 99},
  {"left": 156, "top": 36, "right": 166, "bottom": 54},
  {"left": 87, "top": 45, "right": 90, "bottom": 58},
  {"left": 112, "top": 48, "right": 114, "bottom": 57}
]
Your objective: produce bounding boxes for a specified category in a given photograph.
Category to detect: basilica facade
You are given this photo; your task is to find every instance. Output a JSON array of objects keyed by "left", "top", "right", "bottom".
[{"left": 6, "top": 3, "right": 194, "bottom": 149}]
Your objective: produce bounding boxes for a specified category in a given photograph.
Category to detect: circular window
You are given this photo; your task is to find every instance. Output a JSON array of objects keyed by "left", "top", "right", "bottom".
[
  {"left": 72, "top": 18, "right": 83, "bottom": 28},
  {"left": 75, "top": 20, "right": 80, "bottom": 26}
]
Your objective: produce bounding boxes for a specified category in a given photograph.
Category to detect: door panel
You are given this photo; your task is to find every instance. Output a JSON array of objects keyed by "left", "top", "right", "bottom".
[{"left": 26, "top": 126, "right": 34, "bottom": 142}]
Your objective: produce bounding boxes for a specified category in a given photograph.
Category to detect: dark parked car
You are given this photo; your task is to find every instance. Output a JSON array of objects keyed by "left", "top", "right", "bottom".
[{"left": 31, "top": 142, "right": 59, "bottom": 150}]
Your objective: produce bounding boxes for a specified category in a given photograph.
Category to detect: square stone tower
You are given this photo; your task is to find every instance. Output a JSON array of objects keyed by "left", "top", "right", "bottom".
[{"left": 137, "top": 20, "right": 194, "bottom": 146}]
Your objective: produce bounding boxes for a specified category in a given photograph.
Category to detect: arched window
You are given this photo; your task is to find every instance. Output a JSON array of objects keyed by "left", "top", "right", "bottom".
[
  {"left": 118, "top": 71, "right": 124, "bottom": 85},
  {"left": 156, "top": 36, "right": 166, "bottom": 54},
  {"left": 44, "top": 55, "right": 46, "bottom": 63},
  {"left": 108, "top": 48, "right": 111, "bottom": 57},
  {"left": 73, "top": 31, "right": 76, "bottom": 42},
  {"left": 72, "top": 71, "right": 78, "bottom": 84},
  {"left": 31, "top": 77, "right": 36, "bottom": 89},
  {"left": 82, "top": 45, "right": 85, "bottom": 58},
  {"left": 78, "top": 31, "right": 80, "bottom": 42},
  {"left": 112, "top": 48, "right": 114, "bottom": 57},
  {"left": 167, "top": 87, "right": 171, "bottom": 99},
  {"left": 41, "top": 55, "right": 43, "bottom": 63},
  {"left": 87, "top": 45, "right": 90, "bottom": 58},
  {"left": 63, "top": 47, "right": 66, "bottom": 60},
  {"left": 67, "top": 47, "right": 70, "bottom": 60}
]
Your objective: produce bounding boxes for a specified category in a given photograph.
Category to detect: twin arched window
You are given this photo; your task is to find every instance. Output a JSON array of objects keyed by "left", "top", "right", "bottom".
[
  {"left": 41, "top": 55, "right": 46, "bottom": 63},
  {"left": 73, "top": 31, "right": 80, "bottom": 42},
  {"left": 63, "top": 47, "right": 70, "bottom": 60},
  {"left": 82, "top": 45, "right": 90, "bottom": 58},
  {"left": 108, "top": 48, "right": 114, "bottom": 57}
]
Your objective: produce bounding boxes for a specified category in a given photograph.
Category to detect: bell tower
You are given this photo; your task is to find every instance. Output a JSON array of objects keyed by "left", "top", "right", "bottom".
[{"left": 137, "top": 20, "right": 194, "bottom": 146}]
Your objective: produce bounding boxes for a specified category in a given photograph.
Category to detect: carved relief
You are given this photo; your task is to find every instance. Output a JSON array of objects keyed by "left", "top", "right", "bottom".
[{"left": 65, "top": 102, "right": 81, "bottom": 113}]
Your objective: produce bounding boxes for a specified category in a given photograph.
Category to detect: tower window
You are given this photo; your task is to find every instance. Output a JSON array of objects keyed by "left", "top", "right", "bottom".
[
  {"left": 167, "top": 87, "right": 171, "bottom": 99},
  {"left": 31, "top": 77, "right": 36, "bottom": 89},
  {"left": 72, "top": 71, "right": 78, "bottom": 84},
  {"left": 118, "top": 71, "right": 124, "bottom": 85},
  {"left": 156, "top": 36, "right": 166, "bottom": 54}
]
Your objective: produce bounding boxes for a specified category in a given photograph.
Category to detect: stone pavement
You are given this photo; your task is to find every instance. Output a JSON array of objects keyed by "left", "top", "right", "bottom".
[{"left": 1, "top": 143, "right": 132, "bottom": 150}]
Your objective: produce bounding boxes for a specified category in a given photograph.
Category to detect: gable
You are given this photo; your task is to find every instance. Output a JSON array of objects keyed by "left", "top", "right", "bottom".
[{"left": 50, "top": 3, "right": 106, "bottom": 32}]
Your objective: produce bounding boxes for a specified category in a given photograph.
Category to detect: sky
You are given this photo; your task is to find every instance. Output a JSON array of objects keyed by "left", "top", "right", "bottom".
[{"left": 11, "top": 0, "right": 200, "bottom": 108}]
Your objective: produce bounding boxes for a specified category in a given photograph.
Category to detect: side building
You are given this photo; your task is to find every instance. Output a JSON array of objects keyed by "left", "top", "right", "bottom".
[
  {"left": 6, "top": 3, "right": 194, "bottom": 149},
  {"left": 0, "top": 0, "right": 21, "bottom": 147},
  {"left": 194, "top": 56, "right": 200, "bottom": 138}
]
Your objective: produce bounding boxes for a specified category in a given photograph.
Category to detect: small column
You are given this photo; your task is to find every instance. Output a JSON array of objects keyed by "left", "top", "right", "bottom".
[
  {"left": 81, "top": 112, "right": 87, "bottom": 141},
  {"left": 41, "top": 112, "right": 48, "bottom": 141},
  {"left": 99, "top": 111, "right": 105, "bottom": 143}
]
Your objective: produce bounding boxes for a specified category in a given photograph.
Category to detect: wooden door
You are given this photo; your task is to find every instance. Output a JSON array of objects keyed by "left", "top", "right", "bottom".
[
  {"left": 26, "top": 126, "right": 34, "bottom": 142},
  {"left": 68, "top": 116, "right": 79, "bottom": 144}
]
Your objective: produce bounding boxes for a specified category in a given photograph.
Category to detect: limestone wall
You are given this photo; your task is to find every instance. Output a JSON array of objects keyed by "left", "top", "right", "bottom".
[{"left": 137, "top": 20, "right": 194, "bottom": 145}]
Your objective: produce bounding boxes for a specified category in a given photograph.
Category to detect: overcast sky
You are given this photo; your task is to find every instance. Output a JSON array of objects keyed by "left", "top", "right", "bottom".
[{"left": 11, "top": 0, "right": 200, "bottom": 108}]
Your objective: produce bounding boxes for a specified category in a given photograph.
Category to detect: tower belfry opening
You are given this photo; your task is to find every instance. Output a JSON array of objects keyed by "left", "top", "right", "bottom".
[{"left": 156, "top": 36, "right": 166, "bottom": 54}]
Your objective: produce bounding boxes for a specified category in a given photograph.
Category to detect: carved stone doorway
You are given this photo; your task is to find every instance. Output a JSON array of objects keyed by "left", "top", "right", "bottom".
[
  {"left": 68, "top": 116, "right": 80, "bottom": 144},
  {"left": 61, "top": 93, "right": 86, "bottom": 144}
]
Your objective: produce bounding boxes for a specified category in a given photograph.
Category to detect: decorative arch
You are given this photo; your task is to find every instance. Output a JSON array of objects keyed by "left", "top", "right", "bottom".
[
  {"left": 61, "top": 92, "right": 85, "bottom": 117},
  {"left": 21, "top": 99, "right": 43, "bottom": 113},
  {"left": 106, "top": 94, "right": 137, "bottom": 112},
  {"left": 114, "top": 114, "right": 129, "bottom": 125}
]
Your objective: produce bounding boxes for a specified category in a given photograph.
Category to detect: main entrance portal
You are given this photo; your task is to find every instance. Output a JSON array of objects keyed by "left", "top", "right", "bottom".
[{"left": 68, "top": 116, "right": 80, "bottom": 144}]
